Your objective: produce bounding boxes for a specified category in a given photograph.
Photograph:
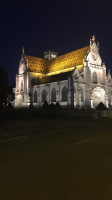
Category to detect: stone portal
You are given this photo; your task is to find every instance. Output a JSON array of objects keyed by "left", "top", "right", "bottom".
[{"left": 92, "top": 87, "right": 106, "bottom": 108}]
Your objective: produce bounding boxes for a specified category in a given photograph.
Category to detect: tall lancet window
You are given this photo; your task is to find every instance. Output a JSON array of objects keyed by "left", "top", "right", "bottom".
[
  {"left": 62, "top": 86, "right": 68, "bottom": 102},
  {"left": 51, "top": 88, "right": 56, "bottom": 102},
  {"left": 21, "top": 80, "right": 23, "bottom": 91},
  {"left": 93, "top": 72, "right": 97, "bottom": 83},
  {"left": 81, "top": 86, "right": 84, "bottom": 102},
  {"left": 42, "top": 89, "right": 46, "bottom": 102},
  {"left": 37, "top": 93, "right": 39, "bottom": 103},
  {"left": 34, "top": 91, "right": 37, "bottom": 103}
]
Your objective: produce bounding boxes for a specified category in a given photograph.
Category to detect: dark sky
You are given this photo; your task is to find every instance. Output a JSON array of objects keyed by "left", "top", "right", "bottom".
[{"left": 0, "top": 0, "right": 112, "bottom": 86}]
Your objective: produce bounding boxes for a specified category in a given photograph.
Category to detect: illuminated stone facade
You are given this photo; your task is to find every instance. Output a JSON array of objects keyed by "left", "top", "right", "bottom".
[{"left": 14, "top": 36, "right": 112, "bottom": 109}]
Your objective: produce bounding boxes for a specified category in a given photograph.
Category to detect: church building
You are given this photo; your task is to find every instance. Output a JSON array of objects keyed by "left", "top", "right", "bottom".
[{"left": 14, "top": 36, "right": 112, "bottom": 109}]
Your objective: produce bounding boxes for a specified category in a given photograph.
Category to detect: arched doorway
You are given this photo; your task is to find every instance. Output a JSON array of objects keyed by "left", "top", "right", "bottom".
[
  {"left": 16, "top": 94, "right": 22, "bottom": 107},
  {"left": 92, "top": 87, "right": 106, "bottom": 108}
]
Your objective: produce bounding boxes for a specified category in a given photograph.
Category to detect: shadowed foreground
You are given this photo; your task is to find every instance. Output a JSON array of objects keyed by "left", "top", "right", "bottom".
[{"left": 0, "top": 112, "right": 112, "bottom": 200}]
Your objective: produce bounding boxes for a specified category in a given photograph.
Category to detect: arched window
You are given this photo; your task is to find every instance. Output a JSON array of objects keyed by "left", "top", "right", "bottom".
[
  {"left": 93, "top": 72, "right": 97, "bottom": 83},
  {"left": 37, "top": 93, "right": 39, "bottom": 102},
  {"left": 51, "top": 88, "right": 56, "bottom": 102},
  {"left": 42, "top": 89, "right": 46, "bottom": 102},
  {"left": 34, "top": 91, "right": 37, "bottom": 103},
  {"left": 80, "top": 87, "right": 84, "bottom": 102},
  {"left": 62, "top": 86, "right": 68, "bottom": 102},
  {"left": 21, "top": 80, "right": 23, "bottom": 91}
]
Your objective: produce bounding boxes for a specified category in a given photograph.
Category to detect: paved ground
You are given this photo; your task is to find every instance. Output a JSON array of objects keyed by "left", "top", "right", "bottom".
[{"left": 0, "top": 114, "right": 112, "bottom": 200}]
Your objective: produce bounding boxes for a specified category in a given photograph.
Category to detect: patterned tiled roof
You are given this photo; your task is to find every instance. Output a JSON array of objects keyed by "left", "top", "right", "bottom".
[
  {"left": 24, "top": 55, "right": 47, "bottom": 73},
  {"left": 24, "top": 45, "right": 90, "bottom": 74},
  {"left": 47, "top": 46, "right": 90, "bottom": 73}
]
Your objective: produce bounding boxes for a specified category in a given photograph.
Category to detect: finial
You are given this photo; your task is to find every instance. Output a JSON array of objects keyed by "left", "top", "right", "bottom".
[
  {"left": 75, "top": 63, "right": 77, "bottom": 68},
  {"left": 22, "top": 46, "right": 24, "bottom": 55},
  {"left": 92, "top": 35, "right": 95, "bottom": 42},
  {"left": 108, "top": 69, "right": 110, "bottom": 74}
]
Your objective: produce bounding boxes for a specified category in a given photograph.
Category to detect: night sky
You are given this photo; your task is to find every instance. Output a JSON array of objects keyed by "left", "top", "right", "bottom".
[{"left": 0, "top": 0, "right": 112, "bottom": 86}]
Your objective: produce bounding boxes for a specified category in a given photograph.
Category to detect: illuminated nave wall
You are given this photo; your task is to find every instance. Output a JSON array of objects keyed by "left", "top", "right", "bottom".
[{"left": 14, "top": 36, "right": 112, "bottom": 109}]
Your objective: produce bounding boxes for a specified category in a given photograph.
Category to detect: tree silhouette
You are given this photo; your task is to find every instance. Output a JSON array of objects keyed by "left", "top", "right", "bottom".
[{"left": 0, "top": 66, "right": 12, "bottom": 108}]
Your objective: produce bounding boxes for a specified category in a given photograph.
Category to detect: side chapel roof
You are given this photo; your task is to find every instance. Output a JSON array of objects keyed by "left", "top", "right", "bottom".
[{"left": 24, "top": 45, "right": 90, "bottom": 75}]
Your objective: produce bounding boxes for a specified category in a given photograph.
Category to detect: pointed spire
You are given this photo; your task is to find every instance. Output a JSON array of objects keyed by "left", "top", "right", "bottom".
[
  {"left": 92, "top": 35, "right": 95, "bottom": 42},
  {"left": 22, "top": 46, "right": 24, "bottom": 55}
]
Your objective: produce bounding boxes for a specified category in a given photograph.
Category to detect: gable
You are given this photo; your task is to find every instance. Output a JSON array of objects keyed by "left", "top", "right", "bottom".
[{"left": 86, "top": 42, "right": 102, "bottom": 66}]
